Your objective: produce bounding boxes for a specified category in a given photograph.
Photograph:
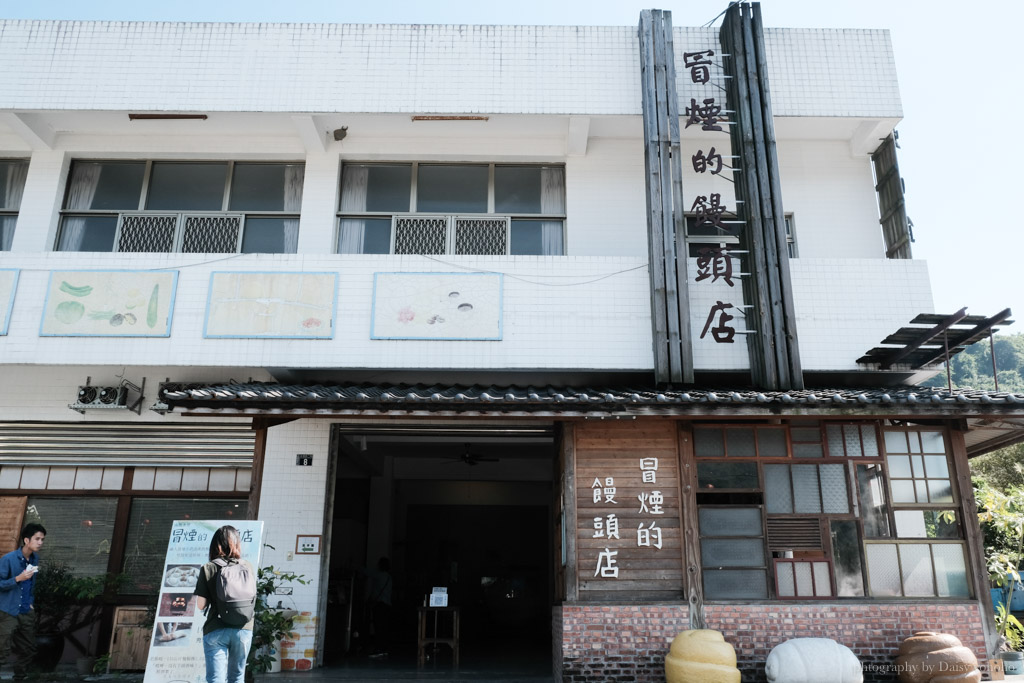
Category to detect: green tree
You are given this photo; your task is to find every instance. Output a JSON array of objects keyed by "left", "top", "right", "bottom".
[
  {"left": 921, "top": 332, "right": 1024, "bottom": 393},
  {"left": 973, "top": 444, "right": 1024, "bottom": 491}
]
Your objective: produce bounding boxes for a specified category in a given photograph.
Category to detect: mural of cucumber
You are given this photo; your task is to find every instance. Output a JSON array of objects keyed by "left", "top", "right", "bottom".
[
  {"left": 59, "top": 281, "right": 93, "bottom": 297},
  {"left": 147, "top": 284, "right": 159, "bottom": 328}
]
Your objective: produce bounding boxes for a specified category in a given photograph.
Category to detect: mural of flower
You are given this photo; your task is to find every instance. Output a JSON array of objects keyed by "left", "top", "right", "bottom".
[{"left": 397, "top": 306, "right": 415, "bottom": 323}]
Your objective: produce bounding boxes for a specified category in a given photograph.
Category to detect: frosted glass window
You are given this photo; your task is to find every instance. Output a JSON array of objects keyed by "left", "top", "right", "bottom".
[
  {"left": 860, "top": 426, "right": 879, "bottom": 457},
  {"left": 924, "top": 455, "right": 949, "bottom": 479},
  {"left": 921, "top": 431, "right": 945, "bottom": 453},
  {"left": 764, "top": 464, "right": 793, "bottom": 513},
  {"left": 813, "top": 562, "right": 832, "bottom": 596},
  {"left": 698, "top": 507, "right": 762, "bottom": 536},
  {"left": 792, "top": 464, "right": 821, "bottom": 513},
  {"left": 791, "top": 428, "right": 821, "bottom": 443},
  {"left": 866, "top": 544, "right": 901, "bottom": 596},
  {"left": 928, "top": 480, "right": 954, "bottom": 503},
  {"left": 101, "top": 467, "right": 125, "bottom": 490},
  {"left": 843, "top": 425, "right": 863, "bottom": 457},
  {"left": 704, "top": 569, "right": 768, "bottom": 599},
  {"left": 701, "top": 538, "right": 764, "bottom": 567},
  {"left": 777, "top": 562, "right": 795, "bottom": 597},
  {"left": 154, "top": 468, "right": 183, "bottom": 491},
  {"left": 932, "top": 544, "right": 969, "bottom": 597},
  {"left": 794, "top": 562, "right": 814, "bottom": 596},
  {"left": 884, "top": 431, "right": 909, "bottom": 454},
  {"left": 826, "top": 425, "right": 845, "bottom": 457},
  {"left": 756, "top": 429, "right": 787, "bottom": 457},
  {"left": 0, "top": 466, "right": 22, "bottom": 489},
  {"left": 793, "top": 444, "right": 823, "bottom": 458},
  {"left": 899, "top": 544, "right": 935, "bottom": 596},
  {"left": 694, "top": 427, "right": 725, "bottom": 457},
  {"left": 725, "top": 428, "right": 756, "bottom": 457},
  {"left": 820, "top": 464, "right": 849, "bottom": 513},
  {"left": 888, "top": 455, "right": 912, "bottom": 478},
  {"left": 74, "top": 468, "right": 103, "bottom": 490}
]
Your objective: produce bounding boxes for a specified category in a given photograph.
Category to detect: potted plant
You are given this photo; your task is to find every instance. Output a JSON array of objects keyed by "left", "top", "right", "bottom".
[
  {"left": 31, "top": 562, "right": 125, "bottom": 672},
  {"left": 247, "top": 565, "right": 306, "bottom": 678}
]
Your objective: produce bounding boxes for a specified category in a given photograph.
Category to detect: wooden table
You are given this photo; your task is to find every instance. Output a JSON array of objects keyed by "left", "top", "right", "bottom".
[{"left": 417, "top": 606, "right": 459, "bottom": 668}]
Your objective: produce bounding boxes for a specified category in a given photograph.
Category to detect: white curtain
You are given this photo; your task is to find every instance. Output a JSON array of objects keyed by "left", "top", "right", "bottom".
[
  {"left": 57, "top": 163, "right": 102, "bottom": 251},
  {"left": 540, "top": 167, "right": 565, "bottom": 255},
  {"left": 337, "top": 165, "right": 369, "bottom": 253},
  {"left": 281, "top": 165, "right": 304, "bottom": 253},
  {"left": 0, "top": 217, "right": 14, "bottom": 251},
  {"left": 3, "top": 162, "right": 27, "bottom": 210},
  {"left": 1, "top": 162, "right": 28, "bottom": 250}
]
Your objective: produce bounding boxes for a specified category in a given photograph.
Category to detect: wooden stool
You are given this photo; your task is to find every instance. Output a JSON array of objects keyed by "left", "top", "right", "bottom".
[{"left": 417, "top": 606, "right": 459, "bottom": 668}]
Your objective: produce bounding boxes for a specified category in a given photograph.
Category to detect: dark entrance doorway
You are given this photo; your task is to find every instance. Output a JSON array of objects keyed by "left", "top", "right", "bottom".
[{"left": 322, "top": 424, "right": 557, "bottom": 680}]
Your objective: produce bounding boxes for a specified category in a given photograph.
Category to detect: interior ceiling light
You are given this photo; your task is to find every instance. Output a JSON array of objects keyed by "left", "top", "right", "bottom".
[
  {"left": 411, "top": 116, "right": 489, "bottom": 121},
  {"left": 128, "top": 114, "right": 209, "bottom": 120}
]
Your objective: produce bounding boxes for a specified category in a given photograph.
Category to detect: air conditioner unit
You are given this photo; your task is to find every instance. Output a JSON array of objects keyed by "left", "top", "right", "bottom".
[{"left": 71, "top": 385, "right": 128, "bottom": 411}]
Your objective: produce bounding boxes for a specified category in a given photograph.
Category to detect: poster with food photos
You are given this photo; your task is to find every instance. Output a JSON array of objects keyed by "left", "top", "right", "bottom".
[{"left": 142, "top": 520, "right": 263, "bottom": 683}]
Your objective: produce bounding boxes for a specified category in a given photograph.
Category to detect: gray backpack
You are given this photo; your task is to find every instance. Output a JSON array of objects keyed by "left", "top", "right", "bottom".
[{"left": 209, "top": 558, "right": 256, "bottom": 627}]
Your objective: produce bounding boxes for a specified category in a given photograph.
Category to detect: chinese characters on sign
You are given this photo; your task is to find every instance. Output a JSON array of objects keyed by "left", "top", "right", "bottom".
[
  {"left": 143, "top": 520, "right": 263, "bottom": 683},
  {"left": 588, "top": 458, "right": 666, "bottom": 579},
  {"left": 684, "top": 46, "right": 746, "bottom": 343}
]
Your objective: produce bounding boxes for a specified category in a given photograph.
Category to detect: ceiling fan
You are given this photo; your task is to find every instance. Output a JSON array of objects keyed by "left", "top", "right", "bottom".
[{"left": 447, "top": 443, "right": 499, "bottom": 466}]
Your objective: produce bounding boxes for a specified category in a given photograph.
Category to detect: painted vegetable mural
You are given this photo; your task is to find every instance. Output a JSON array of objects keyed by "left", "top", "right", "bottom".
[{"left": 43, "top": 272, "right": 176, "bottom": 336}]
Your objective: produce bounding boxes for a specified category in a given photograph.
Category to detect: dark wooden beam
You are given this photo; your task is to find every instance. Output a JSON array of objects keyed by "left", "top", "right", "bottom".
[
  {"left": 879, "top": 307, "right": 968, "bottom": 369},
  {"left": 915, "top": 308, "right": 1013, "bottom": 367}
]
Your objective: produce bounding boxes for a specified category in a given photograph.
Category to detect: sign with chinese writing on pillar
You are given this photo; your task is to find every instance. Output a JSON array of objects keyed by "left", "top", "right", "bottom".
[
  {"left": 575, "top": 422, "right": 682, "bottom": 599},
  {"left": 143, "top": 520, "right": 264, "bottom": 683}
]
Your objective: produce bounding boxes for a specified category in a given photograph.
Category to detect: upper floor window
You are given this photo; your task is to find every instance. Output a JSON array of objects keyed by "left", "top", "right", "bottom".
[
  {"left": 0, "top": 160, "right": 29, "bottom": 251},
  {"left": 337, "top": 163, "right": 565, "bottom": 255},
  {"left": 56, "top": 161, "right": 304, "bottom": 253}
]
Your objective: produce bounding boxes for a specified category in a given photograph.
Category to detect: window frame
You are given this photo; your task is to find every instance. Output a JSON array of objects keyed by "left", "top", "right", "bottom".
[
  {"left": 0, "top": 159, "right": 29, "bottom": 251},
  {"left": 336, "top": 161, "right": 567, "bottom": 256},
  {"left": 692, "top": 419, "right": 972, "bottom": 601},
  {"left": 56, "top": 160, "right": 304, "bottom": 254}
]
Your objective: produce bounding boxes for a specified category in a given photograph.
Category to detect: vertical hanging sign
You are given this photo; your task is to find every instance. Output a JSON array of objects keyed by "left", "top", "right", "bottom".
[
  {"left": 143, "top": 520, "right": 264, "bottom": 683},
  {"left": 682, "top": 41, "right": 750, "bottom": 349}
]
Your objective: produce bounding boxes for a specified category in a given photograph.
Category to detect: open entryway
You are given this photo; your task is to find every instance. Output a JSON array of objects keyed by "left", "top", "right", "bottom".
[{"left": 320, "top": 423, "right": 559, "bottom": 680}]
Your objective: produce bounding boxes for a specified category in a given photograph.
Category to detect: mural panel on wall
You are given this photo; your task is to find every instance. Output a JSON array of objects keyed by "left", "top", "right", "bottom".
[
  {"left": 371, "top": 272, "right": 503, "bottom": 340},
  {"left": 0, "top": 269, "right": 17, "bottom": 335},
  {"left": 204, "top": 271, "right": 336, "bottom": 339},
  {"left": 40, "top": 270, "right": 178, "bottom": 337}
]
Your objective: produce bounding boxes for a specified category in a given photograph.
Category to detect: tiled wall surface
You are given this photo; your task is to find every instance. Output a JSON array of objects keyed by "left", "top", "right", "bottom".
[
  {"left": 0, "top": 22, "right": 900, "bottom": 118},
  {"left": 559, "top": 602, "right": 987, "bottom": 682},
  {"left": 259, "top": 420, "right": 334, "bottom": 665},
  {"left": 0, "top": 253, "right": 932, "bottom": 374}
]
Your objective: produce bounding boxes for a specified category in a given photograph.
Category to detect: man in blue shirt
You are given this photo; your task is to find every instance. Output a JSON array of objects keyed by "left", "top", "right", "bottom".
[{"left": 0, "top": 524, "right": 45, "bottom": 681}]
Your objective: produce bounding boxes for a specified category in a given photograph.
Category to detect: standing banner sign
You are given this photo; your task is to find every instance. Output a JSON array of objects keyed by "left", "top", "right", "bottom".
[{"left": 142, "top": 520, "right": 264, "bottom": 683}]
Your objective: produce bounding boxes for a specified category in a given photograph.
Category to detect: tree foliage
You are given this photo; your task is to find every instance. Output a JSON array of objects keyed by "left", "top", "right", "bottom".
[{"left": 921, "top": 332, "right": 1024, "bottom": 392}]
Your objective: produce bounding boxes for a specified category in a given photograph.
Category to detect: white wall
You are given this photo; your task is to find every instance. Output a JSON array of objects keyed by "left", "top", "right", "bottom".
[
  {"left": 778, "top": 140, "right": 885, "bottom": 258},
  {"left": 0, "top": 22, "right": 900, "bottom": 119}
]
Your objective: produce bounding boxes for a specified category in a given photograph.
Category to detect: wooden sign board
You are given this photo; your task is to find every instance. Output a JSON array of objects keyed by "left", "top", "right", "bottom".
[
  {"left": 0, "top": 497, "right": 27, "bottom": 553},
  {"left": 574, "top": 422, "right": 683, "bottom": 600}
]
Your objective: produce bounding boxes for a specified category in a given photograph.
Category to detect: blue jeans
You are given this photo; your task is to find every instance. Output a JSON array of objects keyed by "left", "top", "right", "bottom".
[{"left": 203, "top": 627, "right": 253, "bottom": 683}]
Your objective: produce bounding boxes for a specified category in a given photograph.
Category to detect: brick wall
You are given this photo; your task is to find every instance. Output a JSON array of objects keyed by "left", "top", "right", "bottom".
[{"left": 558, "top": 602, "right": 988, "bottom": 683}]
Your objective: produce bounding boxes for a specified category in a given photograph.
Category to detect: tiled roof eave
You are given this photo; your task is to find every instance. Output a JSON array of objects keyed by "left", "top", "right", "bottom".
[{"left": 155, "top": 383, "right": 1024, "bottom": 416}]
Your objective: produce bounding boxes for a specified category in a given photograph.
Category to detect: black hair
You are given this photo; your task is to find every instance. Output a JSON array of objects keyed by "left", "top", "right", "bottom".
[
  {"left": 209, "top": 525, "right": 242, "bottom": 561},
  {"left": 20, "top": 523, "right": 45, "bottom": 547}
]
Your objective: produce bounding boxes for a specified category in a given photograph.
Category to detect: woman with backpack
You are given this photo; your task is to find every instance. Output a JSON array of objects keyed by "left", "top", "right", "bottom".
[{"left": 193, "top": 526, "right": 257, "bottom": 683}]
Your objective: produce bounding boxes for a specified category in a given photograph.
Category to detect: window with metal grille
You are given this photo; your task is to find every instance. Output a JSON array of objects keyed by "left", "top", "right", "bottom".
[
  {"left": 337, "top": 163, "right": 565, "bottom": 255},
  {"left": 56, "top": 161, "right": 303, "bottom": 254}
]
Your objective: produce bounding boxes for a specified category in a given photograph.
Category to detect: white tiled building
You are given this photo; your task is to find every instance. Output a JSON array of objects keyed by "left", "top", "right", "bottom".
[{"left": 0, "top": 7, "right": 1019, "bottom": 681}]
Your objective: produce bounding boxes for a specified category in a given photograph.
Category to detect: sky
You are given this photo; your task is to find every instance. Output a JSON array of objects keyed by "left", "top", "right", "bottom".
[{"left": 3, "top": 0, "right": 1021, "bottom": 333}]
